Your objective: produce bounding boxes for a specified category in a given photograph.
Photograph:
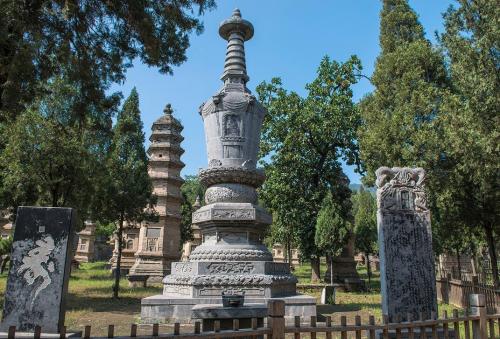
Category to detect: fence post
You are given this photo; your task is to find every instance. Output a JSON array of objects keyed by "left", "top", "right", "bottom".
[
  {"left": 470, "top": 294, "right": 487, "bottom": 339},
  {"left": 471, "top": 275, "right": 479, "bottom": 294},
  {"left": 267, "top": 299, "right": 285, "bottom": 339}
]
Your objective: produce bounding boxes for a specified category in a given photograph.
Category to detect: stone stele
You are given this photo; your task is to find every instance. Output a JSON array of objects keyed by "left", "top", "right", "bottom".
[
  {"left": 1, "top": 207, "right": 76, "bottom": 333},
  {"left": 376, "top": 167, "right": 437, "bottom": 322},
  {"left": 141, "top": 9, "right": 316, "bottom": 323}
]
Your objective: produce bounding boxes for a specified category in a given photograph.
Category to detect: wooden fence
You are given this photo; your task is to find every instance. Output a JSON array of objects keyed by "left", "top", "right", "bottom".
[
  {"left": 4, "top": 294, "right": 500, "bottom": 339},
  {"left": 437, "top": 274, "right": 500, "bottom": 314}
]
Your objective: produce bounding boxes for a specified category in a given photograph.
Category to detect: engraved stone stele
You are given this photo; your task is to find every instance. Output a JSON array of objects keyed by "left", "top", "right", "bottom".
[
  {"left": 141, "top": 9, "right": 316, "bottom": 323},
  {"left": 376, "top": 167, "right": 437, "bottom": 322},
  {"left": 128, "top": 104, "right": 185, "bottom": 284},
  {"left": 1, "top": 207, "right": 76, "bottom": 332}
]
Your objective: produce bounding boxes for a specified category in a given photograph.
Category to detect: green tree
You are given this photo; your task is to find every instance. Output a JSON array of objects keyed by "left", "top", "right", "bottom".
[
  {"left": 0, "top": 236, "right": 12, "bottom": 274},
  {"left": 180, "top": 175, "right": 205, "bottom": 246},
  {"left": 0, "top": 0, "right": 215, "bottom": 125},
  {"left": 257, "top": 56, "right": 362, "bottom": 282},
  {"left": 105, "top": 88, "right": 155, "bottom": 298},
  {"left": 358, "top": 0, "right": 449, "bottom": 184},
  {"left": 315, "top": 193, "right": 351, "bottom": 286},
  {"left": 0, "top": 76, "right": 109, "bottom": 225},
  {"left": 352, "top": 187, "right": 377, "bottom": 285},
  {"left": 438, "top": 0, "right": 499, "bottom": 287}
]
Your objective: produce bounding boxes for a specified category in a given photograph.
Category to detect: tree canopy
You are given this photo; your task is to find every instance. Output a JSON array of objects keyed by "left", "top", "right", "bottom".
[
  {"left": 257, "top": 55, "right": 362, "bottom": 281},
  {"left": 0, "top": 0, "right": 215, "bottom": 124}
]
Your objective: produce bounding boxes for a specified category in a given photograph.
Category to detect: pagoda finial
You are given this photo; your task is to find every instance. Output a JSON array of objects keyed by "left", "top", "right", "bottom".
[
  {"left": 163, "top": 103, "right": 173, "bottom": 115},
  {"left": 219, "top": 9, "right": 254, "bottom": 84}
]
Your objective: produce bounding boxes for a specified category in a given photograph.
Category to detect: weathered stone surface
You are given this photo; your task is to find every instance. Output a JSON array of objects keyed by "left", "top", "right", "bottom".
[
  {"left": 1, "top": 207, "right": 76, "bottom": 332},
  {"left": 376, "top": 167, "right": 437, "bottom": 322},
  {"left": 140, "top": 8, "right": 315, "bottom": 323}
]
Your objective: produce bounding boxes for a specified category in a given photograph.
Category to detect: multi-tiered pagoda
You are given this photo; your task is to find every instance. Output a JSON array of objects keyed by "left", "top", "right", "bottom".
[{"left": 128, "top": 104, "right": 185, "bottom": 284}]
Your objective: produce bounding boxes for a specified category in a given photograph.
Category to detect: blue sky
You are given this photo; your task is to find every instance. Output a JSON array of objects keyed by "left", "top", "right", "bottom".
[{"left": 110, "top": 1, "right": 455, "bottom": 184}]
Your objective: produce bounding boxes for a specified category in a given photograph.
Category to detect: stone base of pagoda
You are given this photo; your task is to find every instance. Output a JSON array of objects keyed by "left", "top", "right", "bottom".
[
  {"left": 139, "top": 260, "right": 316, "bottom": 323},
  {"left": 141, "top": 294, "right": 316, "bottom": 324},
  {"left": 128, "top": 255, "right": 176, "bottom": 285}
]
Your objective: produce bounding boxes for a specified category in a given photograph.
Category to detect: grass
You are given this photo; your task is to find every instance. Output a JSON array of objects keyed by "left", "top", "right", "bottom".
[{"left": 0, "top": 261, "right": 468, "bottom": 336}]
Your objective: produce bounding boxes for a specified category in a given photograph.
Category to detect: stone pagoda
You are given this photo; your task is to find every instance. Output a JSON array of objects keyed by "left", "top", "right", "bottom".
[
  {"left": 128, "top": 104, "right": 185, "bottom": 284},
  {"left": 141, "top": 9, "right": 316, "bottom": 322}
]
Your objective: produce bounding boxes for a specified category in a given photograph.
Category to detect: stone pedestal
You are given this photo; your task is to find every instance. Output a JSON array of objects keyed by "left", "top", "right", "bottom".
[
  {"left": 324, "top": 237, "right": 365, "bottom": 291},
  {"left": 140, "top": 9, "right": 316, "bottom": 323},
  {"left": 192, "top": 303, "right": 266, "bottom": 333},
  {"left": 376, "top": 167, "right": 437, "bottom": 322}
]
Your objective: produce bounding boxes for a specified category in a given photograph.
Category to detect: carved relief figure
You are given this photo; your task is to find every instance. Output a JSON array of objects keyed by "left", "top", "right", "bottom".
[
  {"left": 224, "top": 114, "right": 240, "bottom": 136},
  {"left": 375, "top": 167, "right": 428, "bottom": 212},
  {"left": 17, "top": 235, "right": 56, "bottom": 306}
]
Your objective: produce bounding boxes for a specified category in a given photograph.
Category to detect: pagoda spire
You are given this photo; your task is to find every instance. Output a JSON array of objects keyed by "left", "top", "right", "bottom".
[{"left": 219, "top": 8, "right": 254, "bottom": 84}]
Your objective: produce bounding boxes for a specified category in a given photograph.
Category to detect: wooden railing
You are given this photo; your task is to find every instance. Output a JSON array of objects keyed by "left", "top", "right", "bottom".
[
  {"left": 437, "top": 274, "right": 500, "bottom": 314},
  {"left": 4, "top": 294, "right": 500, "bottom": 339}
]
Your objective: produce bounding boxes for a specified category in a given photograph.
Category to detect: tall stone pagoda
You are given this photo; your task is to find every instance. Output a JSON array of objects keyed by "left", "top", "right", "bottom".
[
  {"left": 141, "top": 9, "right": 316, "bottom": 322},
  {"left": 128, "top": 104, "right": 185, "bottom": 284}
]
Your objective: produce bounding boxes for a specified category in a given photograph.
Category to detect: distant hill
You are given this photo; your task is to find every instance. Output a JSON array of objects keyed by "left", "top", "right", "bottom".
[{"left": 349, "top": 184, "right": 376, "bottom": 193}]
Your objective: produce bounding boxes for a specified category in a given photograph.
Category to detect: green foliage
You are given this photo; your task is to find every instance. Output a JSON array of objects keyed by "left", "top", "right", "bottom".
[
  {"left": 180, "top": 175, "right": 205, "bottom": 245},
  {"left": 0, "top": 236, "right": 12, "bottom": 256},
  {"left": 95, "top": 222, "right": 116, "bottom": 238},
  {"left": 257, "top": 56, "right": 362, "bottom": 266},
  {"left": 0, "top": 76, "right": 112, "bottom": 226},
  {"left": 315, "top": 193, "right": 350, "bottom": 258},
  {"left": 0, "top": 0, "right": 215, "bottom": 125},
  {"left": 352, "top": 187, "right": 377, "bottom": 257},
  {"left": 105, "top": 88, "right": 155, "bottom": 225},
  {"left": 358, "top": 0, "right": 449, "bottom": 184},
  {"left": 437, "top": 0, "right": 499, "bottom": 286}
]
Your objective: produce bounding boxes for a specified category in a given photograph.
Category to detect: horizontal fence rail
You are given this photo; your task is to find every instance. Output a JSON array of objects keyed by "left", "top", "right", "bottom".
[{"left": 3, "top": 294, "right": 499, "bottom": 339}]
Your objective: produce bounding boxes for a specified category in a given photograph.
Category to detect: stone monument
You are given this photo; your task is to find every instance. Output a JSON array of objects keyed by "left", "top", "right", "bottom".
[
  {"left": 1, "top": 207, "right": 76, "bottom": 332},
  {"left": 128, "top": 104, "right": 185, "bottom": 284},
  {"left": 376, "top": 167, "right": 437, "bottom": 322},
  {"left": 74, "top": 220, "right": 96, "bottom": 263},
  {"left": 324, "top": 236, "right": 365, "bottom": 291},
  {"left": 141, "top": 9, "right": 316, "bottom": 323},
  {"left": 109, "top": 222, "right": 139, "bottom": 275}
]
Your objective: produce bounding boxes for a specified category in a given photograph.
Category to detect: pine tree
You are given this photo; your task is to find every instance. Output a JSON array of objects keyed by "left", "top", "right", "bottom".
[
  {"left": 352, "top": 187, "right": 377, "bottom": 286},
  {"left": 439, "top": 0, "right": 499, "bottom": 287},
  {"left": 315, "top": 192, "right": 351, "bottom": 286},
  {"left": 106, "top": 88, "right": 154, "bottom": 298},
  {"left": 358, "top": 0, "right": 449, "bottom": 184}
]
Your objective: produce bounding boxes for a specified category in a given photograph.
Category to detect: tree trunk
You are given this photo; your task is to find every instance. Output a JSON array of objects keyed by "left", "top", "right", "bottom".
[
  {"left": 484, "top": 223, "right": 499, "bottom": 288},
  {"left": 456, "top": 247, "right": 462, "bottom": 280},
  {"left": 287, "top": 237, "right": 292, "bottom": 271},
  {"left": 113, "top": 218, "right": 123, "bottom": 298},
  {"left": 330, "top": 255, "right": 333, "bottom": 286},
  {"left": 310, "top": 257, "right": 321, "bottom": 283},
  {"left": 366, "top": 252, "right": 372, "bottom": 287}
]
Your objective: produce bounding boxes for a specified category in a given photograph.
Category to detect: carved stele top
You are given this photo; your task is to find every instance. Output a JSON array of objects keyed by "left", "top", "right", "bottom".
[{"left": 375, "top": 167, "right": 428, "bottom": 212}]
